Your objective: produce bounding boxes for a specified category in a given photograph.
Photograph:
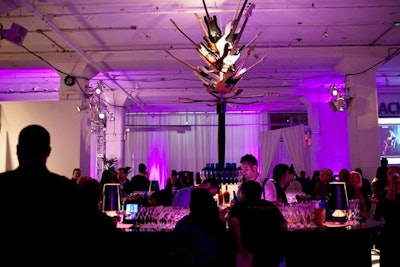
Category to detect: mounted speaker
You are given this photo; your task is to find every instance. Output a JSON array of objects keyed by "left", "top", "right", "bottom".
[
  {"left": 64, "top": 75, "right": 76, "bottom": 86},
  {"left": 0, "top": 23, "right": 28, "bottom": 46}
]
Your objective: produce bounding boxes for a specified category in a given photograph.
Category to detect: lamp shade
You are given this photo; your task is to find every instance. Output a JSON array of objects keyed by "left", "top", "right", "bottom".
[
  {"left": 328, "top": 182, "right": 348, "bottom": 210},
  {"left": 327, "top": 182, "right": 349, "bottom": 222},
  {"left": 102, "top": 183, "right": 121, "bottom": 212}
]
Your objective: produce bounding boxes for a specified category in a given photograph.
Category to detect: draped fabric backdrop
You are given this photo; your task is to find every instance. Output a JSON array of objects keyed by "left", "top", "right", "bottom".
[
  {"left": 261, "top": 124, "right": 311, "bottom": 179},
  {"left": 125, "top": 112, "right": 309, "bottom": 189}
]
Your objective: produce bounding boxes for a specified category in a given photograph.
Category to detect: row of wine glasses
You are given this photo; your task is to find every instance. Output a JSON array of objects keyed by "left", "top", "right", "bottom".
[
  {"left": 278, "top": 202, "right": 319, "bottom": 230},
  {"left": 135, "top": 206, "right": 190, "bottom": 231}
]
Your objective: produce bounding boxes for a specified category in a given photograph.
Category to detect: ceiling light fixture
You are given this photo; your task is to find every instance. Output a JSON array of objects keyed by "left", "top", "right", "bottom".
[
  {"left": 328, "top": 85, "right": 353, "bottom": 112},
  {"left": 330, "top": 85, "right": 339, "bottom": 96},
  {"left": 109, "top": 113, "right": 115, "bottom": 121},
  {"left": 76, "top": 92, "right": 114, "bottom": 132},
  {"left": 94, "top": 81, "right": 104, "bottom": 95}
]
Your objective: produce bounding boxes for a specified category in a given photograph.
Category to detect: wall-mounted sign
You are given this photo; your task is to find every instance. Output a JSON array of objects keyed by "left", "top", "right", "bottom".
[
  {"left": 378, "top": 94, "right": 400, "bottom": 117},
  {"left": 379, "top": 101, "right": 400, "bottom": 116}
]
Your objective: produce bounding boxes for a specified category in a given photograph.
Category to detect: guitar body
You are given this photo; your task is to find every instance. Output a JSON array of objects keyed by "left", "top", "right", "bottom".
[
  {"left": 214, "top": 71, "right": 238, "bottom": 94},
  {"left": 202, "top": 0, "right": 222, "bottom": 43}
]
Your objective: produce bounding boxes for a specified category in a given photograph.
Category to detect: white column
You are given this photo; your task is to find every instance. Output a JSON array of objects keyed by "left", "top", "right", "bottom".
[
  {"left": 334, "top": 49, "right": 382, "bottom": 180},
  {"left": 104, "top": 106, "right": 126, "bottom": 169}
]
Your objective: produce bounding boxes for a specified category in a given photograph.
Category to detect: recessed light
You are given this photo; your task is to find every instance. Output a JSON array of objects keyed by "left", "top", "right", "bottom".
[{"left": 394, "top": 22, "right": 400, "bottom": 27}]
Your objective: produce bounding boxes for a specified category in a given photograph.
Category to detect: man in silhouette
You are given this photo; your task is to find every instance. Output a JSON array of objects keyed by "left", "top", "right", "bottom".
[
  {"left": 131, "top": 163, "right": 150, "bottom": 192},
  {"left": 0, "top": 125, "right": 91, "bottom": 264}
]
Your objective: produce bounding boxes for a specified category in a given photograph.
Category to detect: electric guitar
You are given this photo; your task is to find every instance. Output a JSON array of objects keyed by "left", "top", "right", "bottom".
[
  {"left": 164, "top": 49, "right": 220, "bottom": 88},
  {"left": 215, "top": 0, "right": 251, "bottom": 57},
  {"left": 194, "top": 13, "right": 219, "bottom": 53},
  {"left": 169, "top": 18, "right": 219, "bottom": 64},
  {"left": 202, "top": 0, "right": 222, "bottom": 43},
  {"left": 230, "top": 3, "right": 255, "bottom": 55}
]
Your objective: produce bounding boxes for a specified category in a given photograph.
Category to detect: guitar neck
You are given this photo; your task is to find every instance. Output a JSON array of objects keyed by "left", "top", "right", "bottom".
[
  {"left": 195, "top": 13, "right": 209, "bottom": 37},
  {"left": 195, "top": 13, "right": 219, "bottom": 52},
  {"left": 225, "top": 0, "right": 250, "bottom": 45},
  {"left": 230, "top": 17, "right": 249, "bottom": 54},
  {"left": 232, "top": 0, "right": 249, "bottom": 32},
  {"left": 164, "top": 49, "right": 197, "bottom": 71},
  {"left": 230, "top": 3, "right": 255, "bottom": 54},
  {"left": 202, "top": 0, "right": 211, "bottom": 20},
  {"left": 169, "top": 19, "right": 198, "bottom": 47}
]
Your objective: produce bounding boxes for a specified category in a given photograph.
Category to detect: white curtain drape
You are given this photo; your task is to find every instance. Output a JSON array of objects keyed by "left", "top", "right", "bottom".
[
  {"left": 281, "top": 124, "right": 309, "bottom": 176},
  {"left": 260, "top": 124, "right": 309, "bottom": 179},
  {"left": 260, "top": 128, "right": 282, "bottom": 179}
]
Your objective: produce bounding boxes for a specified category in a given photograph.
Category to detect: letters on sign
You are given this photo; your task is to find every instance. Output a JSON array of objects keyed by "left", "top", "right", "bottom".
[{"left": 379, "top": 102, "right": 400, "bottom": 115}]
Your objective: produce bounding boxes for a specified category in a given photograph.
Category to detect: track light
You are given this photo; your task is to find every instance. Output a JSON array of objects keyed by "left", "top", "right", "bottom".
[
  {"left": 98, "top": 111, "right": 106, "bottom": 119},
  {"left": 328, "top": 85, "right": 353, "bottom": 112},
  {"left": 95, "top": 87, "right": 102, "bottom": 95},
  {"left": 94, "top": 82, "right": 104, "bottom": 95},
  {"left": 330, "top": 85, "right": 339, "bottom": 96},
  {"left": 329, "top": 97, "right": 353, "bottom": 112},
  {"left": 109, "top": 113, "right": 115, "bottom": 121}
]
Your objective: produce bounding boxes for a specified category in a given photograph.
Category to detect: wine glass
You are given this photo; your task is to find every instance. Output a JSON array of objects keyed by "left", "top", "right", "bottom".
[{"left": 116, "top": 209, "right": 125, "bottom": 224}]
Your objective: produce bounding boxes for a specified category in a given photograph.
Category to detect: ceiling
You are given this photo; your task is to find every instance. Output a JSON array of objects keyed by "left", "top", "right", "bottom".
[{"left": 0, "top": 0, "right": 399, "bottom": 113}]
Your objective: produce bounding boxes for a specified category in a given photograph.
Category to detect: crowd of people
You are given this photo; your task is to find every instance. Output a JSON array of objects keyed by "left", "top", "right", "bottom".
[{"left": 2, "top": 124, "right": 398, "bottom": 267}]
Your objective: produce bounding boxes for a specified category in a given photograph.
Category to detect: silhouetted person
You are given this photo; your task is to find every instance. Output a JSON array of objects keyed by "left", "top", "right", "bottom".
[
  {"left": 78, "top": 177, "right": 118, "bottom": 236},
  {"left": 71, "top": 167, "right": 81, "bottom": 183},
  {"left": 0, "top": 124, "right": 89, "bottom": 264},
  {"left": 100, "top": 168, "right": 118, "bottom": 188},
  {"left": 131, "top": 163, "right": 150, "bottom": 191},
  {"left": 171, "top": 188, "right": 229, "bottom": 267}
]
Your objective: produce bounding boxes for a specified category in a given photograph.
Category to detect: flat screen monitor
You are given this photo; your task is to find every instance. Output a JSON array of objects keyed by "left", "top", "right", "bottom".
[
  {"left": 378, "top": 118, "right": 400, "bottom": 165},
  {"left": 124, "top": 203, "right": 139, "bottom": 222},
  {"left": 379, "top": 125, "right": 400, "bottom": 156}
]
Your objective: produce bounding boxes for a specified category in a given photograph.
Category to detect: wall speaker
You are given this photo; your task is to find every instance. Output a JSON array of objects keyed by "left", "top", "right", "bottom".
[{"left": 1, "top": 23, "right": 28, "bottom": 46}]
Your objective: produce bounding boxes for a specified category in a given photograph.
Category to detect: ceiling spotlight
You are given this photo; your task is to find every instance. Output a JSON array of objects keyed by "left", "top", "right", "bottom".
[
  {"left": 336, "top": 96, "right": 346, "bottom": 111},
  {"left": 330, "top": 85, "right": 339, "bottom": 96},
  {"left": 322, "top": 30, "right": 328, "bottom": 39},
  {"left": 98, "top": 111, "right": 106, "bottom": 119},
  {"left": 329, "top": 96, "right": 353, "bottom": 112},
  {"left": 94, "top": 82, "right": 104, "bottom": 95},
  {"left": 109, "top": 113, "right": 115, "bottom": 121},
  {"left": 95, "top": 87, "right": 102, "bottom": 95}
]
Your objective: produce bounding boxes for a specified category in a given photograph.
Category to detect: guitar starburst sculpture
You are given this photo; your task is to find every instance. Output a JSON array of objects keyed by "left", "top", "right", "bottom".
[{"left": 165, "top": 0, "right": 266, "bottom": 108}]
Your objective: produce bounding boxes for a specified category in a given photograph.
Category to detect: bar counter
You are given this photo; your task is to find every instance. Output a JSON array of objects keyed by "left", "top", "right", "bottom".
[{"left": 116, "top": 219, "right": 380, "bottom": 267}]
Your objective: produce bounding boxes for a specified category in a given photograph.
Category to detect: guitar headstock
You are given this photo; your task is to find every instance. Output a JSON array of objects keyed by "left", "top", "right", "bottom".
[{"left": 245, "top": 3, "right": 256, "bottom": 18}]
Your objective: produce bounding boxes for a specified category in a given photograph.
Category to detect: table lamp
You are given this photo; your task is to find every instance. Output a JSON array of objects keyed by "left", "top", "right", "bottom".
[
  {"left": 102, "top": 183, "right": 121, "bottom": 215},
  {"left": 327, "top": 182, "right": 348, "bottom": 223}
]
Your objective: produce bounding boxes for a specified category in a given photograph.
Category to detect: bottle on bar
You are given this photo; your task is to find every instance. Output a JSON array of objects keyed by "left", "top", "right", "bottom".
[
  {"left": 223, "top": 185, "right": 230, "bottom": 205},
  {"left": 218, "top": 186, "right": 224, "bottom": 206},
  {"left": 233, "top": 190, "right": 239, "bottom": 204}
]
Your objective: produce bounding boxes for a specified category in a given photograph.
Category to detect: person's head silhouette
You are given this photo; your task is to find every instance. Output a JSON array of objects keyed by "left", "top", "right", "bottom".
[{"left": 17, "top": 124, "right": 51, "bottom": 163}]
